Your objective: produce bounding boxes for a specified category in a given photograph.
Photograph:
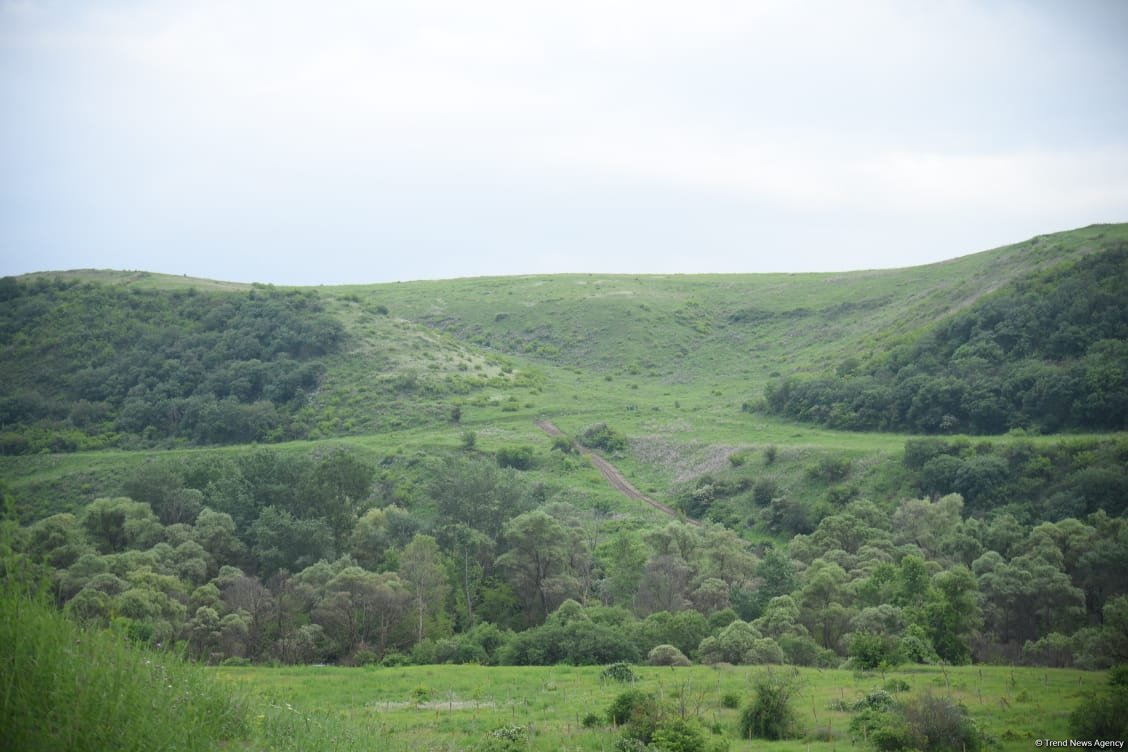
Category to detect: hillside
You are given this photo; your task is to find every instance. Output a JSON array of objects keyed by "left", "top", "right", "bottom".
[
  {"left": 1, "top": 224, "right": 1127, "bottom": 682},
  {"left": 5, "top": 224, "right": 1123, "bottom": 456}
]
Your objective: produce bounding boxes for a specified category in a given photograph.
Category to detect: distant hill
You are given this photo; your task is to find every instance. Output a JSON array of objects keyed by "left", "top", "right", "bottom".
[
  {"left": 763, "top": 226, "right": 1128, "bottom": 433},
  {"left": 2, "top": 223, "right": 1125, "bottom": 455}
]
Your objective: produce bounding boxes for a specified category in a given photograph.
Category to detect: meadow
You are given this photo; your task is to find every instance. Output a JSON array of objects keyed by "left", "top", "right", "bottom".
[{"left": 214, "top": 662, "right": 1101, "bottom": 751}]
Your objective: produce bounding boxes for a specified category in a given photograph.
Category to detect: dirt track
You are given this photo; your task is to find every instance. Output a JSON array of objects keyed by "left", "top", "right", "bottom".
[{"left": 536, "top": 420, "right": 700, "bottom": 526}]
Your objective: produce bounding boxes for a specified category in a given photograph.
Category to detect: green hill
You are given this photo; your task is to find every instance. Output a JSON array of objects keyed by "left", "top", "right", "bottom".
[{"left": 2, "top": 224, "right": 1127, "bottom": 679}]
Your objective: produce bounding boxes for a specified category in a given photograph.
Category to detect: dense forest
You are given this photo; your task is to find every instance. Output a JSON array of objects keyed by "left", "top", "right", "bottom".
[
  {"left": 6, "top": 435, "right": 1127, "bottom": 671},
  {"left": 0, "top": 277, "right": 343, "bottom": 453},
  {"left": 763, "top": 243, "right": 1128, "bottom": 433}
]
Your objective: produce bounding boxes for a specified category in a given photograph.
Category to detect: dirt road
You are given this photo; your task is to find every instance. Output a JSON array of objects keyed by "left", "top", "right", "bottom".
[{"left": 536, "top": 420, "right": 700, "bottom": 526}]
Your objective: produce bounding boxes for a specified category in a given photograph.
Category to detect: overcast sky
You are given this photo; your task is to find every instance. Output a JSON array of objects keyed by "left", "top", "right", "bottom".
[{"left": 2, "top": 1, "right": 1127, "bottom": 285}]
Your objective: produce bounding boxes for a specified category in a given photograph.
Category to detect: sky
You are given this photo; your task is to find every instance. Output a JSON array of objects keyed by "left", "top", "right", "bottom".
[{"left": 1, "top": 1, "right": 1127, "bottom": 285}]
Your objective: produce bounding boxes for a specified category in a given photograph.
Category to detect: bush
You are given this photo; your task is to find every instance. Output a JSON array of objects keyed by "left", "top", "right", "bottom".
[
  {"left": 602, "top": 661, "right": 638, "bottom": 683},
  {"left": 496, "top": 446, "right": 534, "bottom": 470},
  {"left": 551, "top": 435, "right": 576, "bottom": 454},
  {"left": 608, "top": 689, "right": 656, "bottom": 726},
  {"left": 475, "top": 725, "right": 528, "bottom": 752},
  {"left": 1069, "top": 669, "right": 1128, "bottom": 740},
  {"left": 579, "top": 422, "right": 628, "bottom": 453},
  {"left": 849, "top": 631, "right": 901, "bottom": 670},
  {"left": 852, "top": 692, "right": 984, "bottom": 752},
  {"left": 650, "top": 718, "right": 706, "bottom": 752},
  {"left": 738, "top": 669, "right": 803, "bottom": 741},
  {"left": 648, "top": 644, "right": 691, "bottom": 667},
  {"left": 900, "top": 693, "right": 983, "bottom": 752}
]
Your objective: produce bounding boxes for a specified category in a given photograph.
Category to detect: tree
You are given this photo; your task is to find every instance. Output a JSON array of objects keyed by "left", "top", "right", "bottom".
[
  {"left": 912, "top": 565, "right": 980, "bottom": 664},
  {"left": 977, "top": 551, "right": 1085, "bottom": 645},
  {"left": 24, "top": 513, "right": 90, "bottom": 569},
  {"left": 190, "top": 508, "right": 245, "bottom": 574},
  {"left": 80, "top": 498, "right": 163, "bottom": 554},
  {"left": 799, "top": 559, "right": 853, "bottom": 651},
  {"left": 429, "top": 456, "right": 531, "bottom": 539},
  {"left": 439, "top": 523, "right": 492, "bottom": 628},
  {"left": 398, "top": 534, "right": 450, "bottom": 643},
  {"left": 497, "top": 511, "right": 571, "bottom": 625},
  {"left": 222, "top": 574, "right": 274, "bottom": 660},
  {"left": 249, "top": 506, "right": 334, "bottom": 577},
  {"left": 302, "top": 449, "right": 373, "bottom": 543},
  {"left": 598, "top": 530, "right": 647, "bottom": 608},
  {"left": 636, "top": 553, "right": 693, "bottom": 615},
  {"left": 313, "top": 567, "right": 409, "bottom": 658}
]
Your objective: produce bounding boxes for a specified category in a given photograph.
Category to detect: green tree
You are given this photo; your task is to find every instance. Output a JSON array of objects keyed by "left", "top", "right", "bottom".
[
  {"left": 80, "top": 498, "right": 163, "bottom": 554},
  {"left": 497, "top": 511, "right": 572, "bottom": 625},
  {"left": 598, "top": 530, "right": 648, "bottom": 608},
  {"left": 429, "top": 456, "right": 530, "bottom": 539},
  {"left": 301, "top": 449, "right": 373, "bottom": 542},
  {"left": 398, "top": 534, "right": 450, "bottom": 643},
  {"left": 249, "top": 506, "right": 334, "bottom": 577}
]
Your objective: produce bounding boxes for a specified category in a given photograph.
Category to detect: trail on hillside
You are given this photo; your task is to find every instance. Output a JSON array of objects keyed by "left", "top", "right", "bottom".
[{"left": 536, "top": 420, "right": 700, "bottom": 526}]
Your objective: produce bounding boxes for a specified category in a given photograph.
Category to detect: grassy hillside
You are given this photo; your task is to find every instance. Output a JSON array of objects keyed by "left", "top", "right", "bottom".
[{"left": 2, "top": 224, "right": 1127, "bottom": 708}]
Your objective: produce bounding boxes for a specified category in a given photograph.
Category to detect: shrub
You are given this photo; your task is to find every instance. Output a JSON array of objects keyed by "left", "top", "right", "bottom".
[
  {"left": 900, "top": 693, "right": 983, "bottom": 752},
  {"left": 852, "top": 692, "right": 984, "bottom": 752},
  {"left": 849, "top": 631, "right": 901, "bottom": 670},
  {"left": 720, "top": 693, "right": 740, "bottom": 709},
  {"left": 608, "top": 689, "right": 656, "bottom": 725},
  {"left": 602, "top": 661, "right": 638, "bottom": 683},
  {"left": 582, "top": 713, "right": 602, "bottom": 728},
  {"left": 1069, "top": 668, "right": 1128, "bottom": 740},
  {"left": 648, "top": 644, "right": 691, "bottom": 667},
  {"left": 752, "top": 478, "right": 778, "bottom": 506},
  {"left": 475, "top": 725, "right": 528, "bottom": 752},
  {"left": 551, "top": 435, "right": 576, "bottom": 454},
  {"left": 496, "top": 446, "right": 534, "bottom": 470},
  {"left": 650, "top": 718, "right": 706, "bottom": 752},
  {"left": 738, "top": 669, "right": 803, "bottom": 741},
  {"left": 579, "top": 422, "right": 628, "bottom": 453}
]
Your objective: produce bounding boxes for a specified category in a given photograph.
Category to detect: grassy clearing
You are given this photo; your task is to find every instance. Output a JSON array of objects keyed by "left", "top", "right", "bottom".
[{"left": 214, "top": 662, "right": 1102, "bottom": 751}]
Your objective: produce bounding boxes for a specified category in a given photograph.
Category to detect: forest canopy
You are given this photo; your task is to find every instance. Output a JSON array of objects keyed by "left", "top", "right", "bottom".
[
  {"left": 763, "top": 243, "right": 1128, "bottom": 434},
  {"left": 0, "top": 278, "right": 343, "bottom": 453}
]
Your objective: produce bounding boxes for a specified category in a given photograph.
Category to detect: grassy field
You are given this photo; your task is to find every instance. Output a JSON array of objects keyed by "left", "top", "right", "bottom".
[{"left": 215, "top": 662, "right": 1102, "bottom": 751}]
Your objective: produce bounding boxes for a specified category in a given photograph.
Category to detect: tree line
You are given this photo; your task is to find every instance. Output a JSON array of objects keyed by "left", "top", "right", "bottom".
[
  {"left": 0, "top": 277, "right": 344, "bottom": 454},
  {"left": 7, "top": 442, "right": 1127, "bottom": 670},
  {"left": 763, "top": 243, "right": 1128, "bottom": 434}
]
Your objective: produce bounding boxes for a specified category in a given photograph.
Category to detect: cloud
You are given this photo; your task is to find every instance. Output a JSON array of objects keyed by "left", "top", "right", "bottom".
[{"left": 1, "top": 0, "right": 1126, "bottom": 282}]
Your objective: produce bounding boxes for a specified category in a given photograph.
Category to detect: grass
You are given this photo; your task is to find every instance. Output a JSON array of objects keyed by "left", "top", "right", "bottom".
[
  {"left": 0, "top": 580, "right": 250, "bottom": 751},
  {"left": 212, "top": 662, "right": 1103, "bottom": 751},
  {"left": 9, "top": 224, "right": 1126, "bottom": 526},
  {"left": 0, "top": 572, "right": 1105, "bottom": 751}
]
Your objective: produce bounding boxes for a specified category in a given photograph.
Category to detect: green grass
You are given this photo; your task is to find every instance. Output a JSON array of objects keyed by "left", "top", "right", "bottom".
[
  {"left": 9, "top": 224, "right": 1125, "bottom": 525},
  {"left": 213, "top": 662, "right": 1102, "bottom": 751},
  {"left": 0, "top": 572, "right": 1104, "bottom": 752},
  {"left": 0, "top": 581, "right": 250, "bottom": 751}
]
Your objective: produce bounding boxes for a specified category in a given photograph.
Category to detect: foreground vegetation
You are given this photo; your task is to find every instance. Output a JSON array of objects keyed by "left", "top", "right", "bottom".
[
  {"left": 211, "top": 660, "right": 1115, "bottom": 751},
  {"left": 1, "top": 576, "right": 1112, "bottom": 752}
]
